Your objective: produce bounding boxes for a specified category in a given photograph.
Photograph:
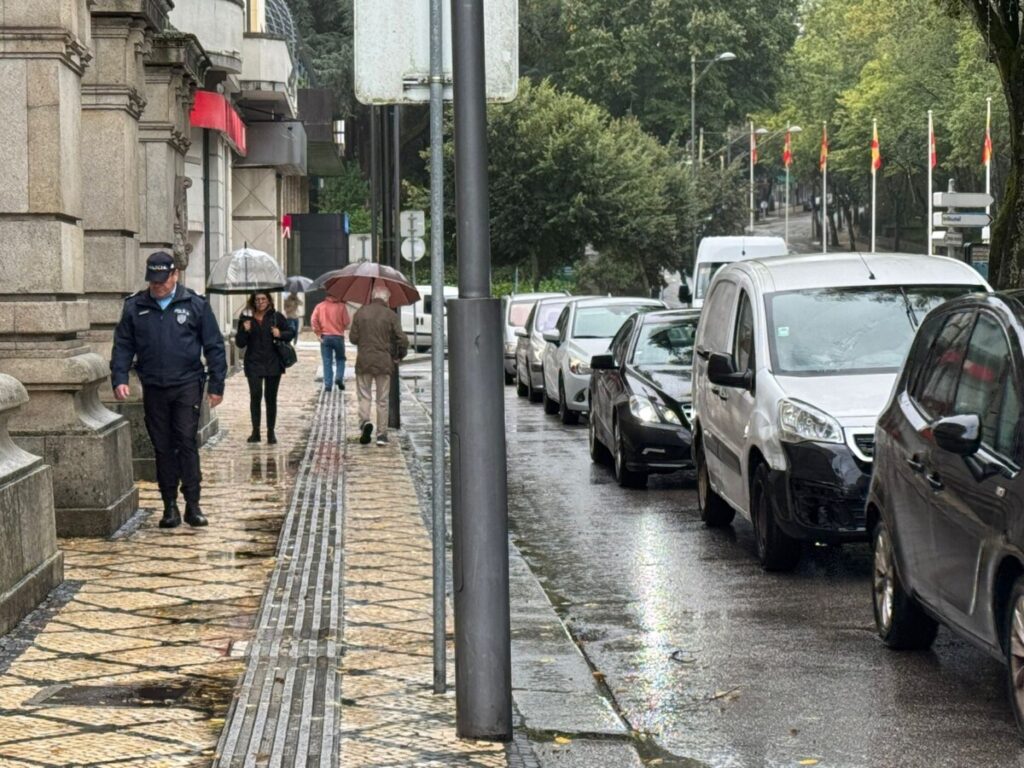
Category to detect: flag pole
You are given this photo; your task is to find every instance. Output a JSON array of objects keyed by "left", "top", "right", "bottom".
[
  {"left": 785, "top": 163, "right": 790, "bottom": 246},
  {"left": 822, "top": 122, "right": 828, "bottom": 255},
  {"left": 927, "top": 110, "right": 933, "bottom": 256},
  {"left": 749, "top": 121, "right": 755, "bottom": 233},
  {"left": 986, "top": 96, "right": 992, "bottom": 242},
  {"left": 871, "top": 119, "right": 877, "bottom": 254}
]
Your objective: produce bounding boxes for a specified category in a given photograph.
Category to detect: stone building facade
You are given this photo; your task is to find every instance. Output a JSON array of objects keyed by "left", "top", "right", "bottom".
[{"left": 0, "top": 0, "right": 310, "bottom": 636}]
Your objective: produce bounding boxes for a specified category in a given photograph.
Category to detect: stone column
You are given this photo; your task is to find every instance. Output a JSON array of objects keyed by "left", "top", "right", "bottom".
[
  {"left": 0, "top": 0, "right": 138, "bottom": 537},
  {"left": 0, "top": 375, "right": 63, "bottom": 637}
]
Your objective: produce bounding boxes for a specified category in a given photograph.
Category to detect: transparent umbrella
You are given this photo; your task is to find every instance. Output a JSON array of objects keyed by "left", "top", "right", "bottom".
[{"left": 207, "top": 246, "right": 287, "bottom": 294}]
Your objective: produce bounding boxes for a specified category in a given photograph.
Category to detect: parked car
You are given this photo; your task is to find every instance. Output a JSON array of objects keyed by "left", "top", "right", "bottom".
[
  {"left": 589, "top": 309, "right": 700, "bottom": 487},
  {"left": 691, "top": 251, "right": 989, "bottom": 571},
  {"left": 868, "top": 291, "right": 1024, "bottom": 734},
  {"left": 541, "top": 296, "right": 665, "bottom": 424},
  {"left": 689, "top": 236, "right": 788, "bottom": 309},
  {"left": 400, "top": 285, "right": 458, "bottom": 351},
  {"left": 515, "top": 295, "right": 575, "bottom": 402},
  {"left": 502, "top": 292, "right": 567, "bottom": 385}
]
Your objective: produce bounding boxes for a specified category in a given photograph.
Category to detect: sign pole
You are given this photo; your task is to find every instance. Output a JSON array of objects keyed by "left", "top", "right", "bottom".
[
  {"left": 927, "top": 111, "right": 934, "bottom": 256},
  {"left": 448, "top": 0, "right": 512, "bottom": 740},
  {"left": 389, "top": 105, "right": 402, "bottom": 430},
  {"left": 428, "top": 0, "right": 448, "bottom": 697},
  {"left": 986, "top": 96, "right": 992, "bottom": 243},
  {"left": 785, "top": 164, "right": 790, "bottom": 246},
  {"left": 822, "top": 122, "right": 828, "bottom": 255},
  {"left": 871, "top": 119, "right": 877, "bottom": 254}
]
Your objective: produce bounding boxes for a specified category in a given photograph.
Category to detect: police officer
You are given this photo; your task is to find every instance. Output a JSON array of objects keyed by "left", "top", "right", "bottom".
[{"left": 111, "top": 252, "right": 227, "bottom": 529}]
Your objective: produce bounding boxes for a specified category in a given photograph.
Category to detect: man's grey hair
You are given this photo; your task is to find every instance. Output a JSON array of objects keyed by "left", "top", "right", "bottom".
[{"left": 372, "top": 282, "right": 391, "bottom": 302}]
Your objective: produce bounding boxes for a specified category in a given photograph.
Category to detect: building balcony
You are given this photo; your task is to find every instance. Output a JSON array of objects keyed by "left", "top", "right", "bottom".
[
  {"left": 168, "top": 0, "right": 245, "bottom": 74},
  {"left": 239, "top": 34, "right": 297, "bottom": 119}
]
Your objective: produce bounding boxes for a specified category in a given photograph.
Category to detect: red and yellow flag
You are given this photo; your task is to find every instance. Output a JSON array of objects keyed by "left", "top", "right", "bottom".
[
  {"left": 751, "top": 130, "right": 758, "bottom": 165},
  {"left": 819, "top": 125, "right": 828, "bottom": 171},
  {"left": 983, "top": 128, "right": 993, "bottom": 166},
  {"left": 783, "top": 131, "right": 793, "bottom": 168},
  {"left": 871, "top": 123, "right": 882, "bottom": 173},
  {"left": 930, "top": 124, "right": 937, "bottom": 169}
]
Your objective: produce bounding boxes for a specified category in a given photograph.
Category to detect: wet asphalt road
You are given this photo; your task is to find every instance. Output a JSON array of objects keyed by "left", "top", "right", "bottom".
[{"left": 403, "top": 360, "right": 1024, "bottom": 767}]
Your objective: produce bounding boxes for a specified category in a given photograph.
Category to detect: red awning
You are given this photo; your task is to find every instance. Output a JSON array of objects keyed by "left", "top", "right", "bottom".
[{"left": 190, "top": 91, "right": 247, "bottom": 157}]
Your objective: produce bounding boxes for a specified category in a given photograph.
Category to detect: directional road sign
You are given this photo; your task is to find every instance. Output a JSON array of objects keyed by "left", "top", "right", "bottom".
[
  {"left": 933, "top": 212, "right": 991, "bottom": 228},
  {"left": 931, "top": 230, "right": 963, "bottom": 247},
  {"left": 932, "top": 192, "right": 994, "bottom": 209},
  {"left": 401, "top": 237, "right": 426, "bottom": 263},
  {"left": 400, "top": 210, "right": 426, "bottom": 239}
]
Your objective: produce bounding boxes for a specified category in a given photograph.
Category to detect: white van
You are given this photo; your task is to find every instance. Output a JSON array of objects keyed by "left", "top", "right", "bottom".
[
  {"left": 400, "top": 285, "right": 458, "bottom": 351},
  {"left": 688, "top": 236, "right": 788, "bottom": 309}
]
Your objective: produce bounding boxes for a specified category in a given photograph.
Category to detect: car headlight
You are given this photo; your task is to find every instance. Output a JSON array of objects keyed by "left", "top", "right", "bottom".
[
  {"left": 661, "top": 407, "right": 681, "bottom": 425},
  {"left": 778, "top": 399, "right": 843, "bottom": 444},
  {"left": 569, "top": 358, "right": 591, "bottom": 375},
  {"left": 629, "top": 395, "right": 660, "bottom": 424}
]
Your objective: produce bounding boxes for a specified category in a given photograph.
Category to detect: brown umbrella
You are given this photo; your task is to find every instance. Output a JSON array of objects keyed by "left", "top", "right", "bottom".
[{"left": 313, "top": 262, "right": 421, "bottom": 308}]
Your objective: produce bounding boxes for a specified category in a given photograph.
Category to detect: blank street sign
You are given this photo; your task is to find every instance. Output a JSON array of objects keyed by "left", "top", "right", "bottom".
[
  {"left": 932, "top": 192, "right": 994, "bottom": 209},
  {"left": 401, "top": 237, "right": 427, "bottom": 263},
  {"left": 354, "top": 0, "right": 518, "bottom": 105},
  {"left": 349, "top": 234, "right": 373, "bottom": 264},
  {"left": 400, "top": 210, "right": 426, "bottom": 239}
]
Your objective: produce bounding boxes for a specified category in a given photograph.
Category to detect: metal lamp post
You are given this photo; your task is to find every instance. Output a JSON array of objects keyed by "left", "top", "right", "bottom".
[
  {"left": 783, "top": 125, "right": 802, "bottom": 245},
  {"left": 689, "top": 51, "right": 735, "bottom": 258}
]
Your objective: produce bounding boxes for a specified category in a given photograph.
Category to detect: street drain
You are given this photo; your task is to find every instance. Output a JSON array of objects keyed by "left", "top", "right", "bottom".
[{"left": 27, "top": 683, "right": 192, "bottom": 708}]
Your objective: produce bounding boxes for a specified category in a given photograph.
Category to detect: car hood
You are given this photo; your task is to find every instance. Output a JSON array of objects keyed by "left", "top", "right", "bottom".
[
  {"left": 773, "top": 372, "right": 896, "bottom": 424},
  {"left": 632, "top": 367, "right": 692, "bottom": 403}
]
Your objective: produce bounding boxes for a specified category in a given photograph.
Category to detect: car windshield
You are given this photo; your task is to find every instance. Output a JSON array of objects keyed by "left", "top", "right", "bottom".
[
  {"left": 694, "top": 262, "right": 731, "bottom": 300},
  {"left": 573, "top": 304, "right": 656, "bottom": 338},
  {"left": 631, "top": 318, "right": 698, "bottom": 368},
  {"left": 508, "top": 301, "right": 534, "bottom": 328},
  {"left": 535, "top": 301, "right": 569, "bottom": 332},
  {"left": 767, "top": 284, "right": 980, "bottom": 375}
]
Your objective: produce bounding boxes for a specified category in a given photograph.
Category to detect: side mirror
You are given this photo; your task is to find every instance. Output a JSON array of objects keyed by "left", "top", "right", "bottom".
[
  {"left": 707, "top": 352, "right": 753, "bottom": 390},
  {"left": 678, "top": 284, "right": 692, "bottom": 304},
  {"left": 933, "top": 414, "right": 982, "bottom": 457},
  {"left": 590, "top": 354, "right": 615, "bottom": 370},
  {"left": 542, "top": 330, "right": 561, "bottom": 345},
  {"left": 514, "top": 327, "right": 528, "bottom": 338}
]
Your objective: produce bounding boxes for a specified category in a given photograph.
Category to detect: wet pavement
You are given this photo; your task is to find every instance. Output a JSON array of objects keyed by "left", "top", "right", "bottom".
[{"left": 401, "top": 358, "right": 1024, "bottom": 768}]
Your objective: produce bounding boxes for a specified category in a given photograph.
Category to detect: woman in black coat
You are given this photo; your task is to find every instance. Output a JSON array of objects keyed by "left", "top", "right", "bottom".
[{"left": 236, "top": 292, "right": 294, "bottom": 444}]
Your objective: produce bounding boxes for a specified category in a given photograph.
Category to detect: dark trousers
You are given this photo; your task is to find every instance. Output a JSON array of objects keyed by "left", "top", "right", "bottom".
[
  {"left": 247, "top": 375, "right": 281, "bottom": 434},
  {"left": 143, "top": 380, "right": 203, "bottom": 505}
]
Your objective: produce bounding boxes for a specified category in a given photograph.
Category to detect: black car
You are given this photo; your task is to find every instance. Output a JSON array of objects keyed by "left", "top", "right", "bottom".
[
  {"left": 588, "top": 309, "right": 699, "bottom": 487},
  {"left": 869, "top": 292, "right": 1024, "bottom": 734}
]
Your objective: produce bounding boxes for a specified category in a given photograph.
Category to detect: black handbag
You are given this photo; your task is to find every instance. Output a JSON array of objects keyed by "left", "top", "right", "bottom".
[{"left": 273, "top": 313, "right": 298, "bottom": 369}]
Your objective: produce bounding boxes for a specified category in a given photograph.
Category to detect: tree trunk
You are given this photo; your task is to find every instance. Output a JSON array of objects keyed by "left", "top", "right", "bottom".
[{"left": 844, "top": 202, "right": 856, "bottom": 250}]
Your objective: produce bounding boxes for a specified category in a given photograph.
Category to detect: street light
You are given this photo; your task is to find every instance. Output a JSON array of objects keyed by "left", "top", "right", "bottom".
[
  {"left": 747, "top": 124, "right": 800, "bottom": 233},
  {"left": 690, "top": 51, "right": 736, "bottom": 171}
]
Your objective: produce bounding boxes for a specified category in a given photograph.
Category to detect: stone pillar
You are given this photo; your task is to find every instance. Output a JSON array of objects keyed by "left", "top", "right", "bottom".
[
  {"left": 0, "top": 375, "right": 64, "bottom": 637},
  {"left": 80, "top": 0, "right": 171, "bottom": 360},
  {"left": 0, "top": 0, "right": 139, "bottom": 537}
]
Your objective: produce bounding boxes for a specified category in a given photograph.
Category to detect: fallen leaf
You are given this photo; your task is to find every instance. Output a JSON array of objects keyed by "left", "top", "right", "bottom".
[
  {"left": 554, "top": 736, "right": 571, "bottom": 745},
  {"left": 798, "top": 760, "right": 819, "bottom": 766}
]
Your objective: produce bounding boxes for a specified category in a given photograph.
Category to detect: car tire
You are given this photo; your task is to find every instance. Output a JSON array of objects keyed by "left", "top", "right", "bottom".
[
  {"left": 751, "top": 463, "right": 801, "bottom": 572},
  {"left": 613, "top": 418, "right": 647, "bottom": 488},
  {"left": 504, "top": 371, "right": 514, "bottom": 386},
  {"left": 559, "top": 378, "right": 580, "bottom": 425},
  {"left": 543, "top": 381, "right": 559, "bottom": 415},
  {"left": 588, "top": 407, "right": 611, "bottom": 465},
  {"left": 516, "top": 371, "right": 529, "bottom": 398},
  {"left": 873, "top": 521, "right": 938, "bottom": 650},
  {"left": 695, "top": 437, "right": 734, "bottom": 528},
  {"left": 1005, "top": 577, "right": 1024, "bottom": 736},
  {"left": 528, "top": 377, "right": 543, "bottom": 403}
]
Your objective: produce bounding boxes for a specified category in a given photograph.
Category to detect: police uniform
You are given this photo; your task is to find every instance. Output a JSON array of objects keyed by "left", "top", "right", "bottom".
[{"left": 111, "top": 253, "right": 227, "bottom": 527}]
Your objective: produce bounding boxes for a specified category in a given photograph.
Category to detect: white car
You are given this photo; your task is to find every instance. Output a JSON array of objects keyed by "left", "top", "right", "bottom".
[
  {"left": 691, "top": 252, "right": 989, "bottom": 571},
  {"left": 689, "top": 235, "right": 788, "bottom": 309},
  {"left": 541, "top": 296, "right": 665, "bottom": 424},
  {"left": 502, "top": 292, "right": 567, "bottom": 384}
]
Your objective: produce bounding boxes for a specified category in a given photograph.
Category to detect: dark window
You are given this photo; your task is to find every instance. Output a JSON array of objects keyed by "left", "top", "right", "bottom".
[
  {"left": 912, "top": 310, "right": 976, "bottom": 419},
  {"left": 954, "top": 313, "right": 1021, "bottom": 459},
  {"left": 524, "top": 305, "right": 537, "bottom": 333},
  {"left": 701, "top": 280, "right": 738, "bottom": 352},
  {"left": 610, "top": 318, "right": 635, "bottom": 366},
  {"left": 733, "top": 291, "right": 755, "bottom": 373},
  {"left": 554, "top": 306, "right": 570, "bottom": 338},
  {"left": 904, "top": 310, "right": 948, "bottom": 397}
]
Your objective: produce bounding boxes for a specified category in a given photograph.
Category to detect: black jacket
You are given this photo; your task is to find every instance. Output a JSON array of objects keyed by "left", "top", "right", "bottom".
[
  {"left": 235, "top": 310, "right": 294, "bottom": 377},
  {"left": 111, "top": 285, "right": 228, "bottom": 395}
]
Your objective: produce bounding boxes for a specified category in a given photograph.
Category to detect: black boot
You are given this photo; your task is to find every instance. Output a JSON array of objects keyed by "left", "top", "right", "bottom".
[
  {"left": 159, "top": 502, "right": 181, "bottom": 529},
  {"left": 184, "top": 503, "right": 208, "bottom": 527},
  {"left": 267, "top": 430, "right": 277, "bottom": 445},
  {"left": 247, "top": 430, "right": 261, "bottom": 443}
]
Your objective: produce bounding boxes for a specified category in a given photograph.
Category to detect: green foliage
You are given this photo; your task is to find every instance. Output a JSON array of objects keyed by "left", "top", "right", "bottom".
[
  {"left": 286, "top": 0, "right": 355, "bottom": 117},
  {"left": 318, "top": 163, "right": 371, "bottom": 232}
]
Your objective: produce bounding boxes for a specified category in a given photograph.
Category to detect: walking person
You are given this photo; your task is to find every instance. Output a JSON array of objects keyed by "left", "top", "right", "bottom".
[
  {"left": 310, "top": 294, "right": 351, "bottom": 391},
  {"left": 111, "top": 251, "right": 227, "bottom": 529},
  {"left": 235, "top": 292, "right": 295, "bottom": 445},
  {"left": 349, "top": 283, "right": 408, "bottom": 445},
  {"left": 283, "top": 291, "right": 302, "bottom": 344}
]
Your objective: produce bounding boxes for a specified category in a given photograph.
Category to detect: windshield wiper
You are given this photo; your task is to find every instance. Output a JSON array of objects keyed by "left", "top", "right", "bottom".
[{"left": 898, "top": 286, "right": 920, "bottom": 329}]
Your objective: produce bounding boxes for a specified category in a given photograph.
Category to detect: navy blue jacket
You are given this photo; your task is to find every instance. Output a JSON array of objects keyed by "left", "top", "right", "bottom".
[{"left": 111, "top": 285, "right": 228, "bottom": 396}]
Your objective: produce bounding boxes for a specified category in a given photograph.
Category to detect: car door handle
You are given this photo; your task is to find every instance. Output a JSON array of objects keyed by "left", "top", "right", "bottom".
[
  {"left": 696, "top": 346, "right": 710, "bottom": 361},
  {"left": 906, "top": 456, "right": 925, "bottom": 473},
  {"left": 711, "top": 386, "right": 728, "bottom": 401},
  {"left": 927, "top": 473, "right": 944, "bottom": 491}
]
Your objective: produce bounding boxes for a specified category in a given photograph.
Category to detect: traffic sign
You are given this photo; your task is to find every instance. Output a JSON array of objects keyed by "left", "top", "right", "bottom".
[
  {"left": 932, "top": 212, "right": 991, "bottom": 228},
  {"left": 354, "top": 0, "right": 518, "bottom": 105},
  {"left": 349, "top": 233, "right": 372, "bottom": 264},
  {"left": 932, "top": 230, "right": 963, "bottom": 247},
  {"left": 401, "top": 237, "right": 426, "bottom": 263},
  {"left": 400, "top": 210, "right": 426, "bottom": 239},
  {"left": 932, "top": 192, "right": 994, "bottom": 208}
]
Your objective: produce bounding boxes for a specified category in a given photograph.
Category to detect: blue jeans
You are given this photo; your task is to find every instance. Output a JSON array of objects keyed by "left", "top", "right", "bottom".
[
  {"left": 321, "top": 335, "right": 345, "bottom": 389},
  {"left": 286, "top": 318, "right": 300, "bottom": 343}
]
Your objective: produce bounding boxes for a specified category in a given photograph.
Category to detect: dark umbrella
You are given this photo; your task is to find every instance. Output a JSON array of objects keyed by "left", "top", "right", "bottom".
[
  {"left": 206, "top": 246, "right": 287, "bottom": 294},
  {"left": 313, "top": 262, "right": 420, "bottom": 308},
  {"left": 284, "top": 275, "right": 315, "bottom": 293}
]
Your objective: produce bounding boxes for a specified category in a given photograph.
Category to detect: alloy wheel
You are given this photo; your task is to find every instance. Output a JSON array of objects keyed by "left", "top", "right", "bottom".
[
  {"left": 873, "top": 527, "right": 895, "bottom": 635},
  {"left": 614, "top": 421, "right": 624, "bottom": 478},
  {"left": 1010, "top": 596, "right": 1024, "bottom": 712}
]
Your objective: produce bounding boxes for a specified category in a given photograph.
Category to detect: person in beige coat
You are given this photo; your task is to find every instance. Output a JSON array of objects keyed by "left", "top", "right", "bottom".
[{"left": 349, "top": 283, "right": 409, "bottom": 445}]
